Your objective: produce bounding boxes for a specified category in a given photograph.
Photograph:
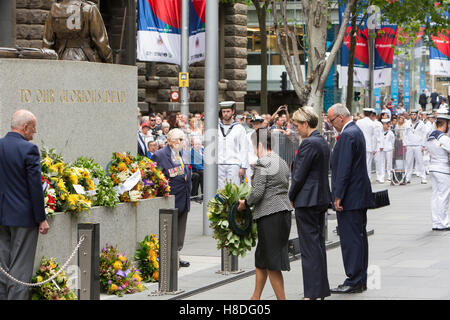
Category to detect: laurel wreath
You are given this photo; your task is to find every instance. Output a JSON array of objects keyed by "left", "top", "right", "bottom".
[{"left": 208, "top": 182, "right": 257, "bottom": 257}]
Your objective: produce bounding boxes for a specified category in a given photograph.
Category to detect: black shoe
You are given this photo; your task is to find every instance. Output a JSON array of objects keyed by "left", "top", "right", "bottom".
[
  {"left": 432, "top": 227, "right": 450, "bottom": 231},
  {"left": 330, "top": 283, "right": 364, "bottom": 294},
  {"left": 179, "top": 259, "right": 190, "bottom": 267}
]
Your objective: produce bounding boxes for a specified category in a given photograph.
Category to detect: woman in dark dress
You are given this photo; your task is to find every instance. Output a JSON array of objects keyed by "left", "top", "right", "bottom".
[{"left": 238, "top": 129, "right": 293, "bottom": 300}]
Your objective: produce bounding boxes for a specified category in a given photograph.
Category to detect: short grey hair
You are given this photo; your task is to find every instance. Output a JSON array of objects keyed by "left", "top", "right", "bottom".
[
  {"left": 329, "top": 103, "right": 351, "bottom": 117},
  {"left": 11, "top": 109, "right": 36, "bottom": 130}
]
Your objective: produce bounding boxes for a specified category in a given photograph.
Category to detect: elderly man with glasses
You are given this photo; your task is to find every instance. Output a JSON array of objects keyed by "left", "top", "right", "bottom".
[{"left": 151, "top": 128, "right": 192, "bottom": 268}]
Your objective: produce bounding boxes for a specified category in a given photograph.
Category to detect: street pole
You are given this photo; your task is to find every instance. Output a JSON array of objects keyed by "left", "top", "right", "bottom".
[
  {"left": 367, "top": 26, "right": 375, "bottom": 108},
  {"left": 202, "top": 0, "right": 219, "bottom": 236},
  {"left": 180, "top": 0, "right": 190, "bottom": 118}
]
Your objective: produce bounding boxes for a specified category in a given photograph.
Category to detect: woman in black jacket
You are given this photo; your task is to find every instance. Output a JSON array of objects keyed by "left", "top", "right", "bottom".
[{"left": 289, "top": 107, "right": 332, "bottom": 300}]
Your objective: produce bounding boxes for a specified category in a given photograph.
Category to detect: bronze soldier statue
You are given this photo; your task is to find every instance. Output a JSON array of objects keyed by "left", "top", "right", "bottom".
[{"left": 43, "top": 0, "right": 113, "bottom": 63}]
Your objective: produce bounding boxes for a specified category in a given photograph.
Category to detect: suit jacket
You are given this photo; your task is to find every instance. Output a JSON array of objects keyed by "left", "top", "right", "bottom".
[
  {"left": 0, "top": 132, "right": 46, "bottom": 227},
  {"left": 246, "top": 152, "right": 292, "bottom": 220},
  {"left": 330, "top": 122, "right": 374, "bottom": 211},
  {"left": 289, "top": 130, "right": 331, "bottom": 208},
  {"left": 151, "top": 146, "right": 191, "bottom": 213}
]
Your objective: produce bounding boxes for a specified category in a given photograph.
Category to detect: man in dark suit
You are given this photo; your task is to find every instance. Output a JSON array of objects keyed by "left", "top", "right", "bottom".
[
  {"left": 430, "top": 89, "right": 440, "bottom": 110},
  {"left": 151, "top": 128, "right": 191, "bottom": 268},
  {"left": 419, "top": 90, "right": 428, "bottom": 110},
  {"left": 327, "top": 103, "right": 374, "bottom": 294},
  {"left": 0, "top": 109, "right": 50, "bottom": 300},
  {"left": 289, "top": 107, "right": 332, "bottom": 300}
]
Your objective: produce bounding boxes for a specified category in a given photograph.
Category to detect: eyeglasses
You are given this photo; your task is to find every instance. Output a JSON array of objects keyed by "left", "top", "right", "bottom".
[{"left": 328, "top": 115, "right": 340, "bottom": 123}]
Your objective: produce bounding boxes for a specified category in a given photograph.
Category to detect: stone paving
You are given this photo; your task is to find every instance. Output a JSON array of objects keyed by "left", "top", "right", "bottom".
[{"left": 104, "top": 175, "right": 450, "bottom": 300}]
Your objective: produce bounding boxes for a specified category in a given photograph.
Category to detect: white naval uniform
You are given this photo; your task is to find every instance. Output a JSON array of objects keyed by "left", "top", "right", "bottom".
[
  {"left": 246, "top": 129, "right": 258, "bottom": 186},
  {"left": 403, "top": 119, "right": 427, "bottom": 182},
  {"left": 379, "top": 129, "right": 395, "bottom": 182},
  {"left": 425, "top": 131, "right": 450, "bottom": 229},
  {"left": 217, "top": 121, "right": 249, "bottom": 190},
  {"left": 373, "top": 120, "right": 384, "bottom": 182},
  {"left": 423, "top": 121, "right": 435, "bottom": 174},
  {"left": 356, "top": 117, "right": 378, "bottom": 179}
]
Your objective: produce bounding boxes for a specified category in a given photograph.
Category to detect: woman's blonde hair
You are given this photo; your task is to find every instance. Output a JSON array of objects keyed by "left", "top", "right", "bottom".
[{"left": 292, "top": 106, "right": 318, "bottom": 128}]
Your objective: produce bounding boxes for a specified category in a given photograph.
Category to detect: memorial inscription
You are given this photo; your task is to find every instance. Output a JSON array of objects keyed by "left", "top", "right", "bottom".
[{"left": 19, "top": 89, "right": 127, "bottom": 104}]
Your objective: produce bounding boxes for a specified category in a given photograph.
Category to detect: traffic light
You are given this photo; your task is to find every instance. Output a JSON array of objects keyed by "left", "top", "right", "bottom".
[
  {"left": 280, "top": 71, "right": 287, "bottom": 91},
  {"left": 354, "top": 92, "right": 361, "bottom": 102}
]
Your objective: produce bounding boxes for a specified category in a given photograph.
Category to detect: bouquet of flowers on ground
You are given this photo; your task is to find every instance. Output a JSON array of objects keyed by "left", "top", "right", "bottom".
[
  {"left": 137, "top": 156, "right": 170, "bottom": 199},
  {"left": 31, "top": 257, "right": 77, "bottom": 300},
  {"left": 208, "top": 182, "right": 257, "bottom": 257},
  {"left": 99, "top": 244, "right": 145, "bottom": 296},
  {"left": 108, "top": 152, "right": 143, "bottom": 203},
  {"left": 72, "top": 156, "right": 120, "bottom": 208},
  {"left": 135, "top": 234, "right": 159, "bottom": 282}
]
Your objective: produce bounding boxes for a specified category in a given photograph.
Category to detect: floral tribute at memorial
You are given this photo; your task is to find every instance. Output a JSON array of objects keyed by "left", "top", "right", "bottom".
[
  {"left": 31, "top": 257, "right": 77, "bottom": 300},
  {"left": 108, "top": 152, "right": 170, "bottom": 203},
  {"left": 208, "top": 182, "right": 257, "bottom": 257},
  {"left": 40, "top": 148, "right": 170, "bottom": 215},
  {"left": 135, "top": 234, "right": 160, "bottom": 282},
  {"left": 99, "top": 244, "right": 145, "bottom": 296}
]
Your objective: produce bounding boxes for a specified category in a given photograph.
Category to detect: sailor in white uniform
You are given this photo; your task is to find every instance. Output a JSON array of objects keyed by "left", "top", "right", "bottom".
[
  {"left": 217, "top": 101, "right": 248, "bottom": 190},
  {"left": 423, "top": 112, "right": 436, "bottom": 174},
  {"left": 425, "top": 111, "right": 450, "bottom": 231},
  {"left": 404, "top": 109, "right": 427, "bottom": 184},
  {"left": 379, "top": 118, "right": 395, "bottom": 182},
  {"left": 372, "top": 110, "right": 385, "bottom": 183},
  {"left": 356, "top": 108, "right": 378, "bottom": 180}
]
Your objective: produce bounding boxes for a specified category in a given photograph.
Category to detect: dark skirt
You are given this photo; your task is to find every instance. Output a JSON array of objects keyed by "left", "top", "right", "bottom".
[{"left": 255, "top": 210, "right": 291, "bottom": 271}]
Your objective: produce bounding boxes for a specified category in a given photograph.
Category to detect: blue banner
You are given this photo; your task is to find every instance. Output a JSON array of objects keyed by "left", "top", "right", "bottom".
[
  {"left": 137, "top": 0, "right": 206, "bottom": 65},
  {"left": 391, "top": 55, "right": 399, "bottom": 106},
  {"left": 404, "top": 59, "right": 410, "bottom": 110}
]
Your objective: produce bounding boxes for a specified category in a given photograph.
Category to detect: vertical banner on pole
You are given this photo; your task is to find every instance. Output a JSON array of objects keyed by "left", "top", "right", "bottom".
[
  {"left": 137, "top": 0, "right": 205, "bottom": 65},
  {"left": 429, "top": 11, "right": 450, "bottom": 77},
  {"left": 391, "top": 55, "right": 399, "bottom": 106},
  {"left": 338, "top": 4, "right": 369, "bottom": 88},
  {"left": 404, "top": 58, "right": 411, "bottom": 110},
  {"left": 374, "top": 22, "right": 398, "bottom": 88}
]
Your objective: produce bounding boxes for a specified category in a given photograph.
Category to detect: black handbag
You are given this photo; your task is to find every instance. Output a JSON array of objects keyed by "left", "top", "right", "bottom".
[{"left": 370, "top": 189, "right": 390, "bottom": 209}]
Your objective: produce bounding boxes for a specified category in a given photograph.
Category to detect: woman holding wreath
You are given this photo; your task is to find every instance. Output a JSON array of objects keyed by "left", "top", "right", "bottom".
[
  {"left": 238, "top": 129, "right": 293, "bottom": 300},
  {"left": 289, "top": 106, "right": 332, "bottom": 300}
]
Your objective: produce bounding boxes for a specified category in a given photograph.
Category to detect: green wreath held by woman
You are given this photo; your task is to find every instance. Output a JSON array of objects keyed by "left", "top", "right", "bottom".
[{"left": 208, "top": 182, "right": 257, "bottom": 257}]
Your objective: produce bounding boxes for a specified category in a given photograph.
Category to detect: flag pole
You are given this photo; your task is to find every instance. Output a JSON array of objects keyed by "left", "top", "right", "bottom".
[
  {"left": 180, "top": 0, "right": 190, "bottom": 117},
  {"left": 203, "top": 0, "right": 218, "bottom": 236}
]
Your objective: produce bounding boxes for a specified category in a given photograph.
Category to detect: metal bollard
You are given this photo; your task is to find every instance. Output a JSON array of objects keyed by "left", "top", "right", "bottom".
[
  {"left": 77, "top": 223, "right": 100, "bottom": 300},
  {"left": 217, "top": 247, "right": 243, "bottom": 275},
  {"left": 151, "top": 209, "right": 184, "bottom": 295}
]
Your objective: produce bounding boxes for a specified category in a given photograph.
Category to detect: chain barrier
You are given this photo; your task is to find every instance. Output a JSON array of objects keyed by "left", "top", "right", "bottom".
[{"left": 0, "top": 235, "right": 85, "bottom": 287}]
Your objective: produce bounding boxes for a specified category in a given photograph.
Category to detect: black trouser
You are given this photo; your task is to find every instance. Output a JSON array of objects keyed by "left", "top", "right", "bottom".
[
  {"left": 0, "top": 226, "right": 39, "bottom": 300},
  {"left": 178, "top": 210, "right": 188, "bottom": 251},
  {"left": 295, "top": 206, "right": 330, "bottom": 299},
  {"left": 336, "top": 208, "right": 368, "bottom": 287},
  {"left": 191, "top": 170, "right": 203, "bottom": 197}
]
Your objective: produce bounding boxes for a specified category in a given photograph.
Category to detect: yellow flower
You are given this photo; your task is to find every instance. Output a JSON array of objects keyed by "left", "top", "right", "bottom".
[
  {"left": 36, "top": 276, "right": 43, "bottom": 283},
  {"left": 49, "top": 262, "right": 56, "bottom": 269},
  {"left": 118, "top": 255, "right": 127, "bottom": 263},
  {"left": 117, "top": 162, "right": 127, "bottom": 172},
  {"left": 43, "top": 156, "right": 52, "bottom": 167},
  {"left": 113, "top": 261, "right": 122, "bottom": 270},
  {"left": 49, "top": 164, "right": 59, "bottom": 173},
  {"left": 152, "top": 260, "right": 159, "bottom": 269},
  {"left": 152, "top": 271, "right": 159, "bottom": 281},
  {"left": 110, "top": 284, "right": 118, "bottom": 292},
  {"left": 69, "top": 174, "right": 78, "bottom": 185},
  {"left": 67, "top": 194, "right": 78, "bottom": 206},
  {"left": 137, "top": 283, "right": 143, "bottom": 291},
  {"left": 87, "top": 179, "right": 95, "bottom": 190},
  {"left": 57, "top": 179, "right": 66, "bottom": 191},
  {"left": 133, "top": 273, "right": 142, "bottom": 282}
]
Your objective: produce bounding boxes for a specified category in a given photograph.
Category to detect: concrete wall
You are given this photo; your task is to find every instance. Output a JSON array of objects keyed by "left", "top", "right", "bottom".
[
  {"left": 34, "top": 196, "right": 175, "bottom": 270},
  {"left": 0, "top": 58, "right": 137, "bottom": 167}
]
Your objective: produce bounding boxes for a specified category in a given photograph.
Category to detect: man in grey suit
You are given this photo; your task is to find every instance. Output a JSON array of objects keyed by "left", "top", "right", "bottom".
[
  {"left": 0, "top": 110, "right": 50, "bottom": 300},
  {"left": 327, "top": 104, "right": 374, "bottom": 294}
]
